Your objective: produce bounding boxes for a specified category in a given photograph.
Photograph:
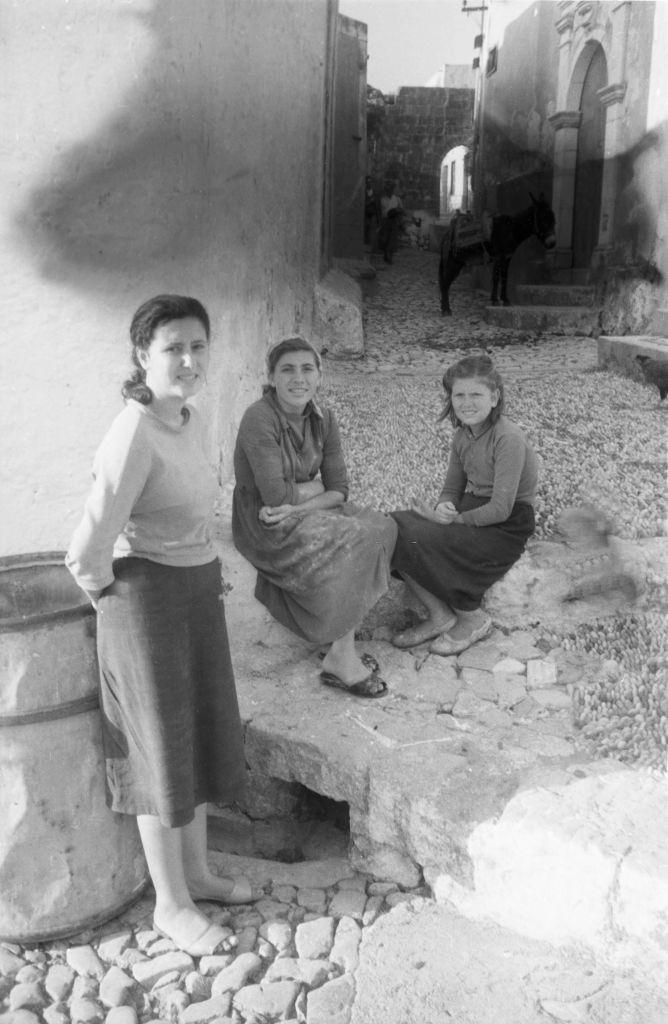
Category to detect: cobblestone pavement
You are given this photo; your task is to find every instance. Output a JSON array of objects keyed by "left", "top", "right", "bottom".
[
  {"left": 0, "top": 867, "right": 425, "bottom": 1024},
  {"left": 331, "top": 247, "right": 599, "bottom": 380}
]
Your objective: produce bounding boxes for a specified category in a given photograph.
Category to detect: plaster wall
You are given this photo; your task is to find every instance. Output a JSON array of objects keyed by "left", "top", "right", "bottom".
[
  {"left": 331, "top": 15, "right": 367, "bottom": 259},
  {"left": 0, "top": 0, "right": 332, "bottom": 557}
]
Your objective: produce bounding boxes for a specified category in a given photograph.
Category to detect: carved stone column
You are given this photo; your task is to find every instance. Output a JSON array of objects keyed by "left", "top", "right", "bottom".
[
  {"left": 594, "top": 82, "right": 627, "bottom": 258},
  {"left": 548, "top": 109, "right": 582, "bottom": 266}
]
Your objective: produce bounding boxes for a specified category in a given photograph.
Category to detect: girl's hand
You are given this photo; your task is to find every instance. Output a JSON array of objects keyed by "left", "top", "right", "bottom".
[
  {"left": 259, "top": 504, "right": 298, "bottom": 525},
  {"left": 411, "top": 498, "right": 458, "bottom": 524},
  {"left": 85, "top": 588, "right": 103, "bottom": 610},
  {"left": 297, "top": 478, "right": 325, "bottom": 502}
]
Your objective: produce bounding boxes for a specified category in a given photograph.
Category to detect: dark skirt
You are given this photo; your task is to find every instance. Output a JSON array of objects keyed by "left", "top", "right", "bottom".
[
  {"left": 96, "top": 557, "right": 246, "bottom": 827},
  {"left": 390, "top": 494, "right": 535, "bottom": 611}
]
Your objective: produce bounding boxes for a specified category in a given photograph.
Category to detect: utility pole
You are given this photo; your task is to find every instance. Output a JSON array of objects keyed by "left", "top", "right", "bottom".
[{"left": 462, "top": 0, "right": 488, "bottom": 217}]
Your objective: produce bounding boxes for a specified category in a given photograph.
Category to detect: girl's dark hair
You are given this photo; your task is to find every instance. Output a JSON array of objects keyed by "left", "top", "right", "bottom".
[
  {"left": 122, "top": 294, "right": 210, "bottom": 405},
  {"left": 266, "top": 336, "right": 322, "bottom": 378},
  {"left": 439, "top": 354, "right": 505, "bottom": 426}
]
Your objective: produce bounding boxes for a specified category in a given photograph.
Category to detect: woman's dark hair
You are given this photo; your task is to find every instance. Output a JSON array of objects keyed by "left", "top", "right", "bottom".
[
  {"left": 266, "top": 336, "right": 322, "bottom": 378},
  {"left": 439, "top": 354, "right": 505, "bottom": 426},
  {"left": 122, "top": 294, "right": 210, "bottom": 405}
]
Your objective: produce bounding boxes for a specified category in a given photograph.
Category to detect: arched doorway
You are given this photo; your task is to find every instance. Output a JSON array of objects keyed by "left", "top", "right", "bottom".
[{"left": 572, "top": 45, "right": 607, "bottom": 268}]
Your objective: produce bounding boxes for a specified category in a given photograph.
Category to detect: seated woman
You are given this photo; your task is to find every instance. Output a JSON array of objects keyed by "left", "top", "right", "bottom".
[
  {"left": 390, "top": 354, "right": 539, "bottom": 655},
  {"left": 233, "top": 337, "right": 397, "bottom": 698}
]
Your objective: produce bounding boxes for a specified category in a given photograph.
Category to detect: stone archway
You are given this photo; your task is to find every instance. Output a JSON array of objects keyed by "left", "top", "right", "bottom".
[{"left": 571, "top": 44, "right": 607, "bottom": 268}]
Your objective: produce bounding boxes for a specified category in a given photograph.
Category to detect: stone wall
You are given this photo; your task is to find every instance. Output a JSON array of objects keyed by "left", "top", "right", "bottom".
[
  {"left": 331, "top": 15, "right": 367, "bottom": 259},
  {"left": 0, "top": 0, "right": 334, "bottom": 556},
  {"left": 368, "top": 86, "right": 474, "bottom": 213}
]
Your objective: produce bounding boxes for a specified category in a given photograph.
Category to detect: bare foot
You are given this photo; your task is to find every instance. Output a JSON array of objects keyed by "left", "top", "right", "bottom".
[
  {"left": 446, "top": 610, "right": 489, "bottom": 641},
  {"left": 392, "top": 614, "right": 456, "bottom": 648},
  {"left": 186, "top": 871, "right": 261, "bottom": 904},
  {"left": 320, "top": 649, "right": 370, "bottom": 686}
]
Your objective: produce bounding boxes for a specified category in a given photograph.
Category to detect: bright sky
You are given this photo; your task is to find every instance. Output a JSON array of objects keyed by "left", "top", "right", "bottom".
[{"left": 337, "top": 0, "right": 482, "bottom": 93}]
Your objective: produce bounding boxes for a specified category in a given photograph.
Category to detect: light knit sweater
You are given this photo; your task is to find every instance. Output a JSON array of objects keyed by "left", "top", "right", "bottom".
[{"left": 66, "top": 400, "right": 218, "bottom": 592}]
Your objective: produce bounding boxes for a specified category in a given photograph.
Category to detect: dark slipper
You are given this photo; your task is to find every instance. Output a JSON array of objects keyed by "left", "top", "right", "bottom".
[{"left": 320, "top": 670, "right": 389, "bottom": 699}]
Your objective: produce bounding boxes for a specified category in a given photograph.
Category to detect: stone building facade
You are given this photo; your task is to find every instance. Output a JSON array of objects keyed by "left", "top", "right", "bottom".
[
  {"left": 0, "top": 0, "right": 364, "bottom": 557},
  {"left": 476, "top": 0, "right": 668, "bottom": 325},
  {"left": 367, "top": 86, "right": 475, "bottom": 214}
]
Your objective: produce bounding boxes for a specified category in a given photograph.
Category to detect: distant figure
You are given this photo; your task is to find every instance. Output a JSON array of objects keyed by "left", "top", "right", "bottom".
[
  {"left": 364, "top": 176, "right": 380, "bottom": 249},
  {"left": 378, "top": 179, "right": 403, "bottom": 264}
]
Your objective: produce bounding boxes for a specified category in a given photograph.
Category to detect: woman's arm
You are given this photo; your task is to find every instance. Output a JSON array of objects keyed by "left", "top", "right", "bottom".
[
  {"left": 455, "top": 432, "right": 526, "bottom": 527},
  {"left": 66, "top": 416, "right": 151, "bottom": 597}
]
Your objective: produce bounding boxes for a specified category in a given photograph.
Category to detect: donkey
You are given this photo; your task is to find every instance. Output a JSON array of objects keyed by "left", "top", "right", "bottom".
[{"left": 439, "top": 193, "right": 556, "bottom": 315}]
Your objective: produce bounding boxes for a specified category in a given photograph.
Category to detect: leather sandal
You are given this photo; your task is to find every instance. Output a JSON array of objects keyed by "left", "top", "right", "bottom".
[
  {"left": 190, "top": 875, "right": 258, "bottom": 905},
  {"left": 429, "top": 616, "right": 492, "bottom": 656},
  {"left": 392, "top": 617, "right": 456, "bottom": 649},
  {"left": 153, "top": 916, "right": 235, "bottom": 957}
]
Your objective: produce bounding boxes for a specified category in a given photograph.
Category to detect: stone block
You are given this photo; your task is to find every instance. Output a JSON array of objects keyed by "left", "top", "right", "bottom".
[
  {"left": 526, "top": 660, "right": 559, "bottom": 690},
  {"left": 314, "top": 269, "right": 364, "bottom": 358}
]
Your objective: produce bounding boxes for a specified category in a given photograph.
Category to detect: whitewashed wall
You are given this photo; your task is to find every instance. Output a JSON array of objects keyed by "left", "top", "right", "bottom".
[{"left": 0, "top": 0, "right": 333, "bottom": 555}]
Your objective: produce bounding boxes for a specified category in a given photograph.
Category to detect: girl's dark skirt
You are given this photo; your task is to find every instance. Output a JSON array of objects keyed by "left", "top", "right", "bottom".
[
  {"left": 391, "top": 494, "right": 535, "bottom": 611},
  {"left": 96, "top": 557, "right": 246, "bottom": 828}
]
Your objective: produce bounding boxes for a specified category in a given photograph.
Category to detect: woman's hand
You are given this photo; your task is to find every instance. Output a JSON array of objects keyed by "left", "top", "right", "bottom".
[
  {"left": 259, "top": 504, "right": 299, "bottom": 525},
  {"left": 297, "top": 478, "right": 325, "bottom": 502},
  {"left": 411, "top": 498, "right": 458, "bottom": 524}
]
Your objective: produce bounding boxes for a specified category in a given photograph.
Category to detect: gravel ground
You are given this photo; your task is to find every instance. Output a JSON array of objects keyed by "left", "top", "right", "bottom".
[{"left": 322, "top": 246, "right": 668, "bottom": 769}]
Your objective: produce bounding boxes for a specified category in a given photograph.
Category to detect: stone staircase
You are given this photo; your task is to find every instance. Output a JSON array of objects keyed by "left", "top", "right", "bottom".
[{"left": 484, "top": 281, "right": 599, "bottom": 335}]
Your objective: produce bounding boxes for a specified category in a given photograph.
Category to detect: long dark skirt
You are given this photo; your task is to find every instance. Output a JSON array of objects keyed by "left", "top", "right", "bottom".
[
  {"left": 96, "top": 557, "right": 246, "bottom": 827},
  {"left": 391, "top": 494, "right": 535, "bottom": 611}
]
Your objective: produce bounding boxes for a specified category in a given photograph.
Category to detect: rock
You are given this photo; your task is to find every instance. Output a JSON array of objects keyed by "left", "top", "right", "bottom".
[
  {"left": 233, "top": 927, "right": 257, "bottom": 954},
  {"left": 460, "top": 668, "right": 497, "bottom": 702},
  {"left": 72, "top": 977, "right": 98, "bottom": 1001},
  {"left": 0, "top": 949, "right": 26, "bottom": 979},
  {"left": 384, "top": 892, "right": 422, "bottom": 909},
  {"left": 258, "top": 920, "right": 292, "bottom": 951},
  {"left": 209, "top": 953, "right": 262, "bottom": 996},
  {"left": 44, "top": 965, "right": 75, "bottom": 1003},
  {"left": 294, "top": 918, "right": 336, "bottom": 960},
  {"left": 264, "top": 957, "right": 329, "bottom": 988},
  {"left": 366, "top": 882, "right": 397, "bottom": 897},
  {"left": 457, "top": 642, "right": 504, "bottom": 671},
  {"left": 296, "top": 888, "right": 328, "bottom": 914},
  {"left": 179, "top": 995, "right": 232, "bottom": 1024},
  {"left": 314, "top": 269, "right": 364, "bottom": 358},
  {"left": 97, "top": 933, "right": 133, "bottom": 964},
  {"left": 526, "top": 660, "right": 559, "bottom": 689},
  {"left": 306, "top": 974, "right": 355, "bottom": 1024},
  {"left": 8, "top": 984, "right": 47, "bottom": 1012},
  {"left": 336, "top": 875, "right": 367, "bottom": 891},
  {"left": 104, "top": 1008, "right": 138, "bottom": 1024},
  {"left": 155, "top": 990, "right": 189, "bottom": 1019},
  {"left": 362, "top": 896, "right": 384, "bottom": 928},
  {"left": 254, "top": 898, "right": 291, "bottom": 921},
  {"left": 256, "top": 940, "right": 274, "bottom": 959},
  {"left": 131, "top": 953, "right": 195, "bottom": 989},
  {"left": 531, "top": 688, "right": 572, "bottom": 710},
  {"left": 233, "top": 980, "right": 300, "bottom": 1021},
  {"left": 42, "top": 1004, "right": 69, "bottom": 1024},
  {"left": 328, "top": 890, "right": 367, "bottom": 921},
  {"left": 99, "top": 967, "right": 136, "bottom": 1009},
  {"left": 14, "top": 967, "right": 43, "bottom": 986},
  {"left": 494, "top": 674, "right": 527, "bottom": 709},
  {"left": 66, "top": 947, "right": 105, "bottom": 981},
  {"left": 0, "top": 1011, "right": 41, "bottom": 1024},
  {"left": 197, "top": 954, "right": 233, "bottom": 977},
  {"left": 330, "top": 917, "right": 362, "bottom": 973},
  {"left": 69, "top": 997, "right": 105, "bottom": 1024},
  {"left": 493, "top": 657, "right": 526, "bottom": 676},
  {"left": 451, "top": 689, "right": 489, "bottom": 719}
]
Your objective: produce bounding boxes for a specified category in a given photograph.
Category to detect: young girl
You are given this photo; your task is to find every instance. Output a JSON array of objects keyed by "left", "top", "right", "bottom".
[{"left": 390, "top": 354, "right": 539, "bottom": 655}]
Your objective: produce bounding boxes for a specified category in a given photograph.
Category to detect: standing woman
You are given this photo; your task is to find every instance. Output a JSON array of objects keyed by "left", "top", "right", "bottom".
[
  {"left": 233, "top": 337, "right": 397, "bottom": 697},
  {"left": 66, "top": 295, "right": 255, "bottom": 958}
]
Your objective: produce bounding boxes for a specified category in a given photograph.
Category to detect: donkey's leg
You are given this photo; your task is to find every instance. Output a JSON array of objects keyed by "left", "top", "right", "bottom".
[
  {"left": 491, "top": 258, "right": 501, "bottom": 305},
  {"left": 440, "top": 256, "right": 464, "bottom": 315},
  {"left": 500, "top": 256, "right": 512, "bottom": 306}
]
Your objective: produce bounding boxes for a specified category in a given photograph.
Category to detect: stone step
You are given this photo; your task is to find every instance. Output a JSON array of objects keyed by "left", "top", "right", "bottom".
[
  {"left": 598, "top": 334, "right": 668, "bottom": 375},
  {"left": 548, "top": 267, "right": 592, "bottom": 285},
  {"left": 516, "top": 284, "right": 595, "bottom": 307},
  {"left": 484, "top": 304, "right": 598, "bottom": 335}
]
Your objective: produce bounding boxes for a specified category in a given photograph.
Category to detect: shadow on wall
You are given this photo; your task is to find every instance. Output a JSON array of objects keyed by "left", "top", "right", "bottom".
[{"left": 13, "top": 0, "right": 264, "bottom": 291}]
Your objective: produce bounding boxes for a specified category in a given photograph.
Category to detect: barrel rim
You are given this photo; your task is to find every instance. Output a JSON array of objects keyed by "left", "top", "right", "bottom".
[{"left": 0, "top": 550, "right": 94, "bottom": 633}]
